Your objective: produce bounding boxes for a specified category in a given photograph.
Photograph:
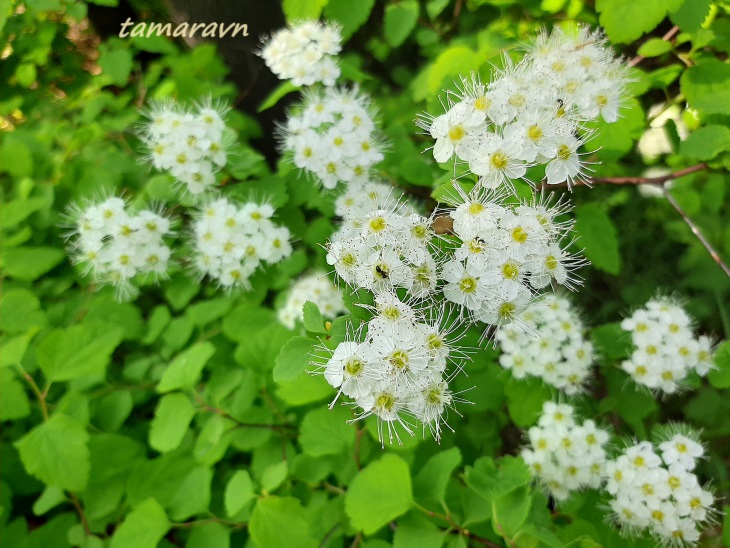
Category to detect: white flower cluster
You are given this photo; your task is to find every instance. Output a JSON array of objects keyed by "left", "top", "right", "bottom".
[
  {"left": 521, "top": 402, "right": 608, "bottom": 501},
  {"left": 620, "top": 298, "right": 715, "bottom": 394},
  {"left": 69, "top": 197, "right": 172, "bottom": 298},
  {"left": 191, "top": 197, "right": 292, "bottom": 289},
  {"left": 323, "top": 294, "right": 457, "bottom": 444},
  {"left": 326, "top": 192, "right": 437, "bottom": 298},
  {"left": 441, "top": 187, "right": 582, "bottom": 328},
  {"left": 259, "top": 21, "right": 342, "bottom": 86},
  {"left": 141, "top": 100, "right": 229, "bottom": 195},
  {"left": 605, "top": 433, "right": 714, "bottom": 545},
  {"left": 281, "top": 87, "right": 384, "bottom": 189},
  {"left": 418, "top": 25, "right": 629, "bottom": 189},
  {"left": 278, "top": 271, "right": 346, "bottom": 329},
  {"left": 496, "top": 294, "right": 593, "bottom": 394}
]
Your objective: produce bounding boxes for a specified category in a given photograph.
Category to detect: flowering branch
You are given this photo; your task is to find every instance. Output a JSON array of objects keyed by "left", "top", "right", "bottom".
[{"left": 540, "top": 162, "right": 708, "bottom": 190}]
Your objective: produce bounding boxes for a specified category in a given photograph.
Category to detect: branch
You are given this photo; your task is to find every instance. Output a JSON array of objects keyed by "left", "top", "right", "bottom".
[
  {"left": 662, "top": 186, "right": 730, "bottom": 279},
  {"left": 540, "top": 163, "right": 708, "bottom": 190},
  {"left": 416, "top": 504, "right": 502, "bottom": 548},
  {"left": 69, "top": 492, "right": 90, "bottom": 536}
]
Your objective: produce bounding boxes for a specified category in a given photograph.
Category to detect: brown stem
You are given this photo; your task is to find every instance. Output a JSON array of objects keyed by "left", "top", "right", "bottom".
[
  {"left": 354, "top": 427, "right": 365, "bottom": 470},
  {"left": 541, "top": 163, "right": 708, "bottom": 190},
  {"left": 629, "top": 25, "right": 680, "bottom": 68},
  {"left": 662, "top": 185, "right": 730, "bottom": 279},
  {"left": 420, "top": 506, "right": 502, "bottom": 548},
  {"left": 69, "top": 492, "right": 90, "bottom": 536}
]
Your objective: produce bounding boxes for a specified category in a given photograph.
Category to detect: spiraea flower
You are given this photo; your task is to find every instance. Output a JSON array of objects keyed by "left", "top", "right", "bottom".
[
  {"left": 604, "top": 429, "right": 714, "bottom": 546},
  {"left": 259, "top": 21, "right": 342, "bottom": 86},
  {"left": 496, "top": 294, "right": 594, "bottom": 394},
  {"left": 280, "top": 87, "right": 385, "bottom": 189},
  {"left": 278, "top": 271, "right": 346, "bottom": 329},
  {"left": 326, "top": 191, "right": 437, "bottom": 297},
  {"left": 620, "top": 297, "right": 716, "bottom": 394},
  {"left": 320, "top": 292, "right": 462, "bottom": 445},
  {"left": 438, "top": 185, "right": 584, "bottom": 330},
  {"left": 417, "top": 24, "right": 629, "bottom": 190},
  {"left": 68, "top": 196, "right": 173, "bottom": 299},
  {"left": 521, "top": 401, "right": 609, "bottom": 501},
  {"left": 190, "top": 197, "right": 292, "bottom": 290},
  {"left": 140, "top": 99, "right": 231, "bottom": 195}
]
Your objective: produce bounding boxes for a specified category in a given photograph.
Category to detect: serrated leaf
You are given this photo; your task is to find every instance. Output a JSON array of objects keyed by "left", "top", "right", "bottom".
[
  {"left": 250, "top": 496, "right": 318, "bottom": 548},
  {"left": 413, "top": 447, "right": 461, "bottom": 503},
  {"left": 680, "top": 125, "right": 730, "bottom": 161},
  {"left": 299, "top": 406, "right": 356, "bottom": 456},
  {"left": 596, "top": 0, "right": 683, "bottom": 43},
  {"left": 681, "top": 59, "right": 730, "bottom": 116},
  {"left": 574, "top": 203, "right": 621, "bottom": 276},
  {"left": 98, "top": 47, "right": 133, "bottom": 87},
  {"left": 261, "top": 461, "right": 288, "bottom": 492},
  {"left": 15, "top": 414, "right": 90, "bottom": 491},
  {"left": 384, "top": 1, "right": 419, "bottom": 47},
  {"left": 425, "top": 47, "right": 482, "bottom": 98},
  {"left": 282, "top": 0, "right": 327, "bottom": 22},
  {"left": 149, "top": 393, "right": 196, "bottom": 453},
  {"left": 168, "top": 466, "right": 212, "bottom": 521},
  {"left": 0, "top": 370, "right": 30, "bottom": 420},
  {"left": 273, "top": 336, "right": 314, "bottom": 382},
  {"left": 157, "top": 342, "right": 215, "bottom": 393},
  {"left": 492, "top": 486, "right": 531, "bottom": 539},
  {"left": 225, "top": 470, "right": 255, "bottom": 517},
  {"left": 708, "top": 341, "right": 730, "bottom": 388},
  {"left": 302, "top": 301, "right": 328, "bottom": 334},
  {"left": 110, "top": 497, "right": 169, "bottom": 548},
  {"left": 36, "top": 323, "right": 122, "bottom": 383},
  {"left": 345, "top": 454, "right": 413, "bottom": 534},
  {"left": 670, "top": 0, "right": 712, "bottom": 33},
  {"left": 465, "top": 456, "right": 532, "bottom": 504},
  {"left": 324, "top": 0, "right": 374, "bottom": 39}
]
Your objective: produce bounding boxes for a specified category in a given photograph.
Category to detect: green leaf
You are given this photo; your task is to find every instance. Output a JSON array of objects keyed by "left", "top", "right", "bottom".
[
  {"left": 345, "top": 454, "right": 413, "bottom": 534},
  {"left": 225, "top": 470, "right": 255, "bottom": 517},
  {"left": 157, "top": 342, "right": 215, "bottom": 393},
  {"left": 679, "top": 125, "right": 730, "bottom": 161},
  {"left": 383, "top": 1, "right": 419, "bottom": 47},
  {"left": 425, "top": 46, "right": 482, "bottom": 98},
  {"left": 261, "top": 461, "right": 288, "bottom": 492},
  {"left": 36, "top": 323, "right": 123, "bottom": 382},
  {"left": 413, "top": 447, "right": 461, "bottom": 503},
  {"left": 302, "top": 301, "right": 328, "bottom": 334},
  {"left": 250, "top": 496, "right": 318, "bottom": 548},
  {"left": 465, "top": 456, "right": 532, "bottom": 504},
  {"left": 299, "top": 406, "right": 356, "bottom": 456},
  {"left": 15, "top": 414, "right": 90, "bottom": 491},
  {"left": 282, "top": 0, "right": 328, "bottom": 22},
  {"left": 32, "top": 486, "right": 66, "bottom": 516},
  {"left": 0, "top": 330, "right": 38, "bottom": 369},
  {"left": 637, "top": 38, "right": 672, "bottom": 57},
  {"left": 670, "top": 0, "right": 712, "bottom": 33},
  {"left": 187, "top": 522, "right": 230, "bottom": 548},
  {"left": 2, "top": 247, "right": 64, "bottom": 281},
  {"left": 95, "top": 391, "right": 134, "bottom": 432},
  {"left": 596, "top": 0, "right": 683, "bottom": 43},
  {"left": 708, "top": 341, "right": 730, "bottom": 388},
  {"left": 110, "top": 497, "right": 169, "bottom": 548},
  {"left": 504, "top": 377, "right": 552, "bottom": 427},
  {"left": 273, "top": 336, "right": 314, "bottom": 382},
  {"left": 591, "top": 323, "right": 632, "bottom": 361},
  {"left": 681, "top": 59, "right": 730, "bottom": 117},
  {"left": 168, "top": 465, "right": 212, "bottom": 521},
  {"left": 185, "top": 298, "right": 232, "bottom": 327},
  {"left": 0, "top": 289, "right": 46, "bottom": 334},
  {"left": 574, "top": 203, "right": 622, "bottom": 276},
  {"left": 85, "top": 299, "right": 144, "bottom": 341},
  {"left": 258, "top": 81, "right": 298, "bottom": 112},
  {"left": 127, "top": 454, "right": 196, "bottom": 508},
  {"left": 324, "top": 0, "right": 374, "bottom": 40},
  {"left": 98, "top": 47, "right": 133, "bottom": 87},
  {"left": 149, "top": 393, "right": 196, "bottom": 453},
  {"left": 0, "top": 139, "right": 33, "bottom": 177},
  {"left": 492, "top": 486, "right": 532, "bottom": 539},
  {"left": 0, "top": 370, "right": 30, "bottom": 420}
]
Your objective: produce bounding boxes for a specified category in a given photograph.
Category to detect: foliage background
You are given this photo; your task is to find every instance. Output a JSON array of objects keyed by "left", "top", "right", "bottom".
[{"left": 1, "top": 0, "right": 729, "bottom": 546}]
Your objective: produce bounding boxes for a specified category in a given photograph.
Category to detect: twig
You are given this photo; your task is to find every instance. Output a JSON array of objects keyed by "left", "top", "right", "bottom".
[
  {"left": 540, "top": 162, "right": 707, "bottom": 190},
  {"left": 662, "top": 185, "right": 730, "bottom": 279},
  {"left": 354, "top": 427, "right": 365, "bottom": 469},
  {"left": 18, "top": 367, "right": 49, "bottom": 421},
  {"left": 69, "top": 492, "right": 90, "bottom": 536},
  {"left": 416, "top": 504, "right": 502, "bottom": 548},
  {"left": 629, "top": 25, "right": 680, "bottom": 68}
]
